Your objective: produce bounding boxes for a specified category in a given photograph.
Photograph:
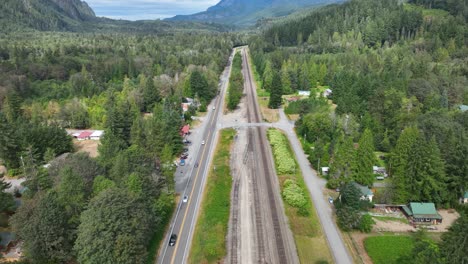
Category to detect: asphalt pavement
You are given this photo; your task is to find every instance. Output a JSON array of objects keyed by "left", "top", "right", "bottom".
[{"left": 157, "top": 50, "right": 234, "bottom": 264}]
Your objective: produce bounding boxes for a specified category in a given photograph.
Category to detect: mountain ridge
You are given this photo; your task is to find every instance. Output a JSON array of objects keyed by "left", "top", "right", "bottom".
[{"left": 168, "top": 0, "right": 343, "bottom": 26}]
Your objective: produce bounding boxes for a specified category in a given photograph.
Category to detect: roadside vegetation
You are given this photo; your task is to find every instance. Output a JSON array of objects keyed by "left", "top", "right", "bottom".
[
  {"left": 227, "top": 51, "right": 244, "bottom": 110},
  {"left": 267, "top": 129, "right": 332, "bottom": 263},
  {"left": 190, "top": 129, "right": 236, "bottom": 263},
  {"left": 0, "top": 31, "right": 237, "bottom": 263}
]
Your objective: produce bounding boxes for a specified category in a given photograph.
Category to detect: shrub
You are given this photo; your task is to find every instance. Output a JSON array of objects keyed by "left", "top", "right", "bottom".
[
  {"left": 359, "top": 214, "right": 375, "bottom": 233},
  {"left": 283, "top": 179, "right": 307, "bottom": 208},
  {"left": 268, "top": 130, "right": 295, "bottom": 174}
]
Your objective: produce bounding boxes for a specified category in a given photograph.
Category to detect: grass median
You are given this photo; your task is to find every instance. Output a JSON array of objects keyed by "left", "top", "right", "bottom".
[
  {"left": 267, "top": 129, "right": 333, "bottom": 264},
  {"left": 189, "top": 129, "right": 236, "bottom": 264}
]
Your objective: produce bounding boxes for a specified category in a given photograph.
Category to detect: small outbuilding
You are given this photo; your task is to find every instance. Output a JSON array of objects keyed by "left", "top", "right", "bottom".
[
  {"left": 461, "top": 191, "right": 468, "bottom": 204},
  {"left": 321, "top": 167, "right": 329, "bottom": 176},
  {"left": 402, "top": 202, "right": 442, "bottom": 225},
  {"left": 77, "top": 131, "right": 93, "bottom": 141},
  {"left": 180, "top": 125, "right": 190, "bottom": 136},
  {"left": 298, "top": 90, "right": 311, "bottom": 97}
]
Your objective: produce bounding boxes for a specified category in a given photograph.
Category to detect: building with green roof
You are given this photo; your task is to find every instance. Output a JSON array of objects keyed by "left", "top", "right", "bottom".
[
  {"left": 401, "top": 202, "right": 442, "bottom": 224},
  {"left": 461, "top": 191, "right": 468, "bottom": 204}
]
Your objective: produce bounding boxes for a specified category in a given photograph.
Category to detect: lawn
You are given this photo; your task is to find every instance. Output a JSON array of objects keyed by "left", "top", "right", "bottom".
[
  {"left": 267, "top": 129, "right": 332, "bottom": 263},
  {"left": 189, "top": 129, "right": 236, "bottom": 264},
  {"left": 372, "top": 215, "right": 409, "bottom": 224},
  {"left": 364, "top": 235, "right": 414, "bottom": 264}
]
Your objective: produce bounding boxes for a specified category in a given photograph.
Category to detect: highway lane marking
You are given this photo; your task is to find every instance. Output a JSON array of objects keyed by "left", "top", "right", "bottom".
[{"left": 169, "top": 109, "right": 217, "bottom": 264}]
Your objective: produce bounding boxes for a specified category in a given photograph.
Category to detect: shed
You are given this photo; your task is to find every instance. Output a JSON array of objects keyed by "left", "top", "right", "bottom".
[
  {"left": 324, "top": 88, "right": 333, "bottom": 97},
  {"left": 321, "top": 167, "right": 329, "bottom": 175},
  {"left": 459, "top": 105, "right": 468, "bottom": 112},
  {"left": 461, "top": 191, "right": 468, "bottom": 204},
  {"left": 90, "top": 130, "right": 104, "bottom": 140},
  {"left": 402, "top": 202, "right": 442, "bottom": 224}
]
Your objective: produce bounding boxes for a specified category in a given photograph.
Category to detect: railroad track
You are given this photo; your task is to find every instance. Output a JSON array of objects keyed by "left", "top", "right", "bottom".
[
  {"left": 242, "top": 48, "right": 288, "bottom": 263},
  {"left": 230, "top": 178, "right": 240, "bottom": 264}
]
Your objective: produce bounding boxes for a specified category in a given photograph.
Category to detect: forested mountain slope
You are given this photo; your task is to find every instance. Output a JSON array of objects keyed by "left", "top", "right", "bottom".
[
  {"left": 0, "top": 0, "right": 231, "bottom": 33},
  {"left": 250, "top": 0, "right": 467, "bottom": 206},
  {"left": 169, "top": 0, "right": 343, "bottom": 26},
  {"left": 0, "top": 0, "right": 96, "bottom": 31}
]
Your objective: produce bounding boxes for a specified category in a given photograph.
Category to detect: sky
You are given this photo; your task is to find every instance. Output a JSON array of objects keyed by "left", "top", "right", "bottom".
[{"left": 85, "top": 0, "right": 220, "bottom": 21}]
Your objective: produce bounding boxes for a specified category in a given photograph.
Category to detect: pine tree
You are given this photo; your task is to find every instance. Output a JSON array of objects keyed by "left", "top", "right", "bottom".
[
  {"left": 329, "top": 135, "right": 355, "bottom": 188},
  {"left": 389, "top": 127, "right": 420, "bottom": 203},
  {"left": 262, "top": 61, "right": 274, "bottom": 92},
  {"left": 268, "top": 71, "right": 283, "bottom": 109},
  {"left": 352, "top": 129, "right": 376, "bottom": 186},
  {"left": 406, "top": 137, "right": 447, "bottom": 204},
  {"left": 143, "top": 76, "right": 160, "bottom": 112},
  {"left": 0, "top": 113, "right": 21, "bottom": 168}
]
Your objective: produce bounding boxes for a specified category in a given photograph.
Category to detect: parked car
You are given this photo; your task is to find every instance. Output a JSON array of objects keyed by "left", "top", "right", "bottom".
[
  {"left": 169, "top": 234, "right": 177, "bottom": 246},
  {"left": 179, "top": 159, "right": 185, "bottom": 166},
  {"left": 183, "top": 195, "right": 188, "bottom": 203},
  {"left": 328, "top": 197, "right": 334, "bottom": 204},
  {"left": 212, "top": 106, "right": 216, "bottom": 110}
]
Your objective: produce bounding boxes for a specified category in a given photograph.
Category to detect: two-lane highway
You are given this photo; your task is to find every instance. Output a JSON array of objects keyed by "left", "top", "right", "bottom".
[{"left": 157, "top": 50, "right": 234, "bottom": 264}]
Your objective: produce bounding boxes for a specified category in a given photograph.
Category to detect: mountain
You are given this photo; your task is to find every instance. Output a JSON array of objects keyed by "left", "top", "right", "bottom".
[
  {"left": 0, "top": 0, "right": 96, "bottom": 31},
  {"left": 168, "top": 0, "right": 343, "bottom": 26}
]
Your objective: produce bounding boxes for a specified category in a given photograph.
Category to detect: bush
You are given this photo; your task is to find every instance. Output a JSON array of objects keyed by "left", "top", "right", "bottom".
[
  {"left": 282, "top": 179, "right": 307, "bottom": 208},
  {"left": 359, "top": 214, "right": 375, "bottom": 233},
  {"left": 268, "top": 130, "right": 295, "bottom": 174}
]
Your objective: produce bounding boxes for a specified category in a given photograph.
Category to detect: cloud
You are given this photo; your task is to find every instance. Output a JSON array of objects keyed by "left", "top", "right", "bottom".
[{"left": 85, "top": 0, "right": 220, "bottom": 20}]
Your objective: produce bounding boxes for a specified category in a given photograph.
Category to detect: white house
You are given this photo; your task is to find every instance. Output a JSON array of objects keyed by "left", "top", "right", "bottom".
[
  {"left": 298, "top": 90, "right": 311, "bottom": 97},
  {"left": 90, "top": 130, "right": 104, "bottom": 140},
  {"left": 352, "top": 182, "right": 374, "bottom": 202}
]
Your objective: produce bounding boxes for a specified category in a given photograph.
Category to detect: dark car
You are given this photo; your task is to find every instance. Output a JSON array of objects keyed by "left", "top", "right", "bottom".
[{"left": 169, "top": 234, "right": 177, "bottom": 246}]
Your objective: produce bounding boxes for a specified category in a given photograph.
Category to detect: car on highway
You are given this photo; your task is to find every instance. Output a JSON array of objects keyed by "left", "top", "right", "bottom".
[
  {"left": 183, "top": 195, "right": 188, "bottom": 203},
  {"left": 212, "top": 106, "right": 215, "bottom": 110},
  {"left": 169, "top": 234, "right": 177, "bottom": 246},
  {"left": 201, "top": 140, "right": 205, "bottom": 145},
  {"left": 194, "top": 162, "right": 199, "bottom": 168}
]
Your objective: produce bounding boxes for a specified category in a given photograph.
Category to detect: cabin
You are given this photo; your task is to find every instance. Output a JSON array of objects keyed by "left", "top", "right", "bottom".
[{"left": 402, "top": 202, "right": 442, "bottom": 225}]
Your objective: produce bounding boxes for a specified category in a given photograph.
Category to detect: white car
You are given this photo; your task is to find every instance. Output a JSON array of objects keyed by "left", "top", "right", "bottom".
[
  {"left": 212, "top": 106, "right": 215, "bottom": 110},
  {"left": 183, "top": 195, "right": 188, "bottom": 203},
  {"left": 201, "top": 140, "right": 205, "bottom": 145}
]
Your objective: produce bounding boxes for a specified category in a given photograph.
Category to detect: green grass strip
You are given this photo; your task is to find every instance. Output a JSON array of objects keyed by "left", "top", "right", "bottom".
[{"left": 190, "top": 129, "right": 236, "bottom": 263}]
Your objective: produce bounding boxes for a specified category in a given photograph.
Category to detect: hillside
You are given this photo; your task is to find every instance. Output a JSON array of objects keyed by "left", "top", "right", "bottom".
[
  {"left": 0, "top": 0, "right": 96, "bottom": 31},
  {"left": 0, "top": 0, "right": 231, "bottom": 33},
  {"left": 168, "top": 0, "right": 343, "bottom": 26}
]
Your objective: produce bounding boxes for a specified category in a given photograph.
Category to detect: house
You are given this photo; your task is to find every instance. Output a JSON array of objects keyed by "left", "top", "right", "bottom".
[
  {"left": 323, "top": 88, "right": 333, "bottom": 98},
  {"left": 90, "top": 130, "right": 104, "bottom": 140},
  {"left": 77, "top": 131, "right": 92, "bottom": 141},
  {"left": 459, "top": 105, "right": 468, "bottom": 112},
  {"left": 461, "top": 191, "right": 468, "bottom": 204},
  {"left": 402, "top": 202, "right": 442, "bottom": 224},
  {"left": 298, "top": 90, "right": 311, "bottom": 97},
  {"left": 321, "top": 167, "right": 329, "bottom": 176},
  {"left": 352, "top": 182, "right": 374, "bottom": 202}
]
